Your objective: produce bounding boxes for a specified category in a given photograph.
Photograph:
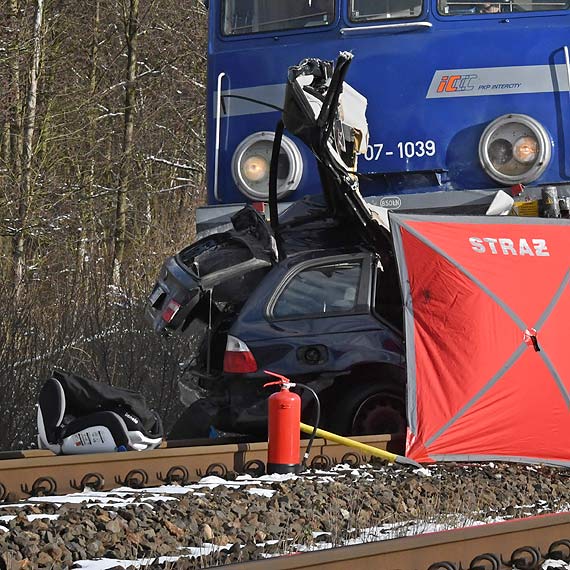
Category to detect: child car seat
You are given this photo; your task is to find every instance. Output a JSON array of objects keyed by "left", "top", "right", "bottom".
[{"left": 37, "top": 370, "right": 163, "bottom": 454}]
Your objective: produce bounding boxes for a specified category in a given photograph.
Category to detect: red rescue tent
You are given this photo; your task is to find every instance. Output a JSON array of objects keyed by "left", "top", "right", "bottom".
[{"left": 390, "top": 213, "right": 570, "bottom": 466}]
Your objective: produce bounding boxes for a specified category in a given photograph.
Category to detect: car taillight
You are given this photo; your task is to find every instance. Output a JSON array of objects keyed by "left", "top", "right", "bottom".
[
  {"left": 162, "top": 299, "right": 181, "bottom": 323},
  {"left": 223, "top": 334, "right": 258, "bottom": 373}
]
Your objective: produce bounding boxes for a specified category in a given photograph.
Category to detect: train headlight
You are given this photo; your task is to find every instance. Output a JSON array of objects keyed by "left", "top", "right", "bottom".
[
  {"left": 513, "top": 136, "right": 539, "bottom": 164},
  {"left": 242, "top": 155, "right": 268, "bottom": 182},
  {"left": 478, "top": 114, "right": 551, "bottom": 185},
  {"left": 232, "top": 132, "right": 303, "bottom": 200}
]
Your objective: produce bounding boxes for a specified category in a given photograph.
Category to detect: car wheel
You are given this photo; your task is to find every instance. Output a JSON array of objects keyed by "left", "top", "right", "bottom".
[{"left": 328, "top": 381, "right": 406, "bottom": 436}]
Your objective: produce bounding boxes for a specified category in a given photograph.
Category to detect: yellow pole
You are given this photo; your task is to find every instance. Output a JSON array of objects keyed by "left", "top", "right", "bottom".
[{"left": 300, "top": 422, "right": 422, "bottom": 468}]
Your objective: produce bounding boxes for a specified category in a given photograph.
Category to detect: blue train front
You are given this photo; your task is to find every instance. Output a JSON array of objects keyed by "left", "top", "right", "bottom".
[{"left": 204, "top": 0, "right": 570, "bottom": 220}]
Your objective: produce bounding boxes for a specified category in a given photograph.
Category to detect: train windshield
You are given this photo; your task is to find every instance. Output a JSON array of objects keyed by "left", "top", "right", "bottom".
[
  {"left": 439, "top": 0, "right": 569, "bottom": 14},
  {"left": 350, "top": 0, "right": 422, "bottom": 20},
  {"left": 222, "top": 1, "right": 335, "bottom": 35}
]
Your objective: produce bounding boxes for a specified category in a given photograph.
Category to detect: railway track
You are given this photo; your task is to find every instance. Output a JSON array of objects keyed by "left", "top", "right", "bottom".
[
  {"left": 0, "top": 433, "right": 402, "bottom": 501},
  {"left": 228, "top": 512, "right": 570, "bottom": 570},
  {"left": 2, "top": 435, "right": 570, "bottom": 570}
]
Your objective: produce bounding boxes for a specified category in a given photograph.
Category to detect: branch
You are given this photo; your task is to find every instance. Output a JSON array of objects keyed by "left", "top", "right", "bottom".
[{"left": 146, "top": 155, "right": 202, "bottom": 172}]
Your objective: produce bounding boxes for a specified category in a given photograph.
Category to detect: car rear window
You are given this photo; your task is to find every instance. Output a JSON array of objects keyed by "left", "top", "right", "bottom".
[{"left": 272, "top": 261, "right": 362, "bottom": 319}]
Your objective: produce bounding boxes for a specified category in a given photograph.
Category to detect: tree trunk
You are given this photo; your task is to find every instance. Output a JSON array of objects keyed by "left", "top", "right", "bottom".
[
  {"left": 7, "top": 0, "right": 22, "bottom": 175},
  {"left": 112, "top": 0, "right": 139, "bottom": 285},
  {"left": 76, "top": 0, "right": 101, "bottom": 276},
  {"left": 13, "top": 0, "right": 43, "bottom": 297}
]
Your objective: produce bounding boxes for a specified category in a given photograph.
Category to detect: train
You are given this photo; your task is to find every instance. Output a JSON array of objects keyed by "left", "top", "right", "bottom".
[{"left": 200, "top": 0, "right": 570, "bottom": 232}]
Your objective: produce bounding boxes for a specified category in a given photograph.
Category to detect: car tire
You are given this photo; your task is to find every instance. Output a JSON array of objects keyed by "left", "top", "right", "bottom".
[
  {"left": 168, "top": 398, "right": 217, "bottom": 440},
  {"left": 327, "top": 380, "right": 406, "bottom": 437}
]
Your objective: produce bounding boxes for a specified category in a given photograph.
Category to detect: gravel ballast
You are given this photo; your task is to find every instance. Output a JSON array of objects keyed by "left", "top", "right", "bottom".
[{"left": 1, "top": 462, "right": 569, "bottom": 569}]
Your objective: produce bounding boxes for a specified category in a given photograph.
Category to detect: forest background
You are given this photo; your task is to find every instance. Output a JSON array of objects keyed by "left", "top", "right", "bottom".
[{"left": 0, "top": 0, "right": 207, "bottom": 449}]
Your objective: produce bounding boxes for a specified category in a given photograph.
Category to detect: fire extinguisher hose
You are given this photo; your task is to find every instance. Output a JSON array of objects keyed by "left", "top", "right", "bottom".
[
  {"left": 299, "top": 422, "right": 422, "bottom": 469},
  {"left": 294, "top": 384, "right": 321, "bottom": 470}
]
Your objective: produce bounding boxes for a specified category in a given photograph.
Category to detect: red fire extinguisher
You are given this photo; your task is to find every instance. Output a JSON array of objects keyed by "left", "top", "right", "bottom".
[{"left": 264, "top": 370, "right": 301, "bottom": 474}]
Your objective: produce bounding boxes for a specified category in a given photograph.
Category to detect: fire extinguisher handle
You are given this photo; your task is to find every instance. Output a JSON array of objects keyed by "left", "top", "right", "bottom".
[
  {"left": 264, "top": 370, "right": 296, "bottom": 388},
  {"left": 263, "top": 379, "right": 296, "bottom": 389}
]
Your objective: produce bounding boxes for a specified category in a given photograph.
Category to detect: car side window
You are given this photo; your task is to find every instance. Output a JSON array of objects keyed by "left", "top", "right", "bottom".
[
  {"left": 374, "top": 259, "right": 403, "bottom": 330},
  {"left": 272, "top": 261, "right": 363, "bottom": 319}
]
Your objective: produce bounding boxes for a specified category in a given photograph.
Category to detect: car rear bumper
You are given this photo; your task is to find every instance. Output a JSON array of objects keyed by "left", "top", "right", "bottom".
[{"left": 183, "top": 371, "right": 334, "bottom": 434}]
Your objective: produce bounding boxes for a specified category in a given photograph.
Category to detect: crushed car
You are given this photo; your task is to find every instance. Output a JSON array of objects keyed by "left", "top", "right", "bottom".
[
  {"left": 147, "top": 195, "right": 406, "bottom": 438},
  {"left": 146, "top": 52, "right": 511, "bottom": 439}
]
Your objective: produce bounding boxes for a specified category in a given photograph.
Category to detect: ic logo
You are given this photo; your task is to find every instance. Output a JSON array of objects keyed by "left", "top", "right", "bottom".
[
  {"left": 379, "top": 196, "right": 402, "bottom": 209},
  {"left": 437, "top": 74, "right": 478, "bottom": 93}
]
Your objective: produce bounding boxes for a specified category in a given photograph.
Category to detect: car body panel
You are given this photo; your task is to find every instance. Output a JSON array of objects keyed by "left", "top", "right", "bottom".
[{"left": 192, "top": 241, "right": 405, "bottom": 433}]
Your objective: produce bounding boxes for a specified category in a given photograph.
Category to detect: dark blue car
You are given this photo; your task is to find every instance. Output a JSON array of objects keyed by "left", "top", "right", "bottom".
[{"left": 146, "top": 196, "right": 406, "bottom": 439}]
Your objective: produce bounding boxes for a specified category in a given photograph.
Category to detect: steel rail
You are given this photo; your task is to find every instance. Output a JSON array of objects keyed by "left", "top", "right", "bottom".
[
  {"left": 0, "top": 434, "right": 402, "bottom": 501},
  {"left": 2, "top": 438, "right": 570, "bottom": 570},
  {"left": 228, "top": 511, "right": 570, "bottom": 570}
]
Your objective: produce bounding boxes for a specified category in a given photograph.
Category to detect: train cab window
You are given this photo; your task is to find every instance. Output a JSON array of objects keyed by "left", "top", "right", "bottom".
[
  {"left": 222, "top": 0, "right": 335, "bottom": 35},
  {"left": 350, "top": 0, "right": 422, "bottom": 20},
  {"left": 439, "top": 0, "right": 569, "bottom": 15}
]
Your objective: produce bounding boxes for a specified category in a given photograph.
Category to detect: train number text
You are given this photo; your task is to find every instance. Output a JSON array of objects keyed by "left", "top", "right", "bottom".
[{"left": 363, "top": 140, "right": 437, "bottom": 161}]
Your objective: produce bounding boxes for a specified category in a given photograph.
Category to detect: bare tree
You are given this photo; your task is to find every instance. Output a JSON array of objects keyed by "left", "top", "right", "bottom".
[
  {"left": 76, "top": 0, "right": 101, "bottom": 276},
  {"left": 3, "top": 0, "right": 23, "bottom": 278},
  {"left": 13, "top": 0, "right": 44, "bottom": 297},
  {"left": 112, "top": 0, "right": 139, "bottom": 284},
  {"left": 0, "top": 0, "right": 209, "bottom": 450}
]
